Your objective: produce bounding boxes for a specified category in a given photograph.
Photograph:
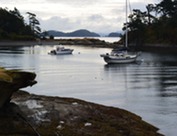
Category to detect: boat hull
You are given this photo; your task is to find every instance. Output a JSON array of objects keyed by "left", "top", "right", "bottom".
[
  {"left": 48, "top": 49, "right": 73, "bottom": 55},
  {"left": 100, "top": 54, "right": 137, "bottom": 64}
]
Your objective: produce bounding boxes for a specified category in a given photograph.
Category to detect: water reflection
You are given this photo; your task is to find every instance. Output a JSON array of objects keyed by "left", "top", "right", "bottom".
[
  {"left": 0, "top": 46, "right": 25, "bottom": 54},
  {"left": 104, "top": 64, "right": 129, "bottom": 91},
  {"left": 157, "top": 65, "right": 177, "bottom": 97},
  {"left": 103, "top": 55, "right": 177, "bottom": 136}
]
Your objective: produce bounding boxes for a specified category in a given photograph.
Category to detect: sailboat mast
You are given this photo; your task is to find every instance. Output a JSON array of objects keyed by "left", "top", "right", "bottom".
[{"left": 125, "top": 0, "right": 128, "bottom": 48}]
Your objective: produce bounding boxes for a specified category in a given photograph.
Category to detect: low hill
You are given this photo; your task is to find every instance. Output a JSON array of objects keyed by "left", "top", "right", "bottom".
[
  {"left": 66, "top": 29, "right": 100, "bottom": 37},
  {"left": 47, "top": 30, "right": 65, "bottom": 36},
  {"left": 47, "top": 29, "right": 100, "bottom": 37},
  {"left": 108, "top": 32, "right": 121, "bottom": 37}
]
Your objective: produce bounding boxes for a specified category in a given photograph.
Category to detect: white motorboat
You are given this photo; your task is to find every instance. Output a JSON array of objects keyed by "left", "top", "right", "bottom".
[
  {"left": 48, "top": 46, "right": 74, "bottom": 55},
  {"left": 100, "top": 0, "right": 140, "bottom": 64}
]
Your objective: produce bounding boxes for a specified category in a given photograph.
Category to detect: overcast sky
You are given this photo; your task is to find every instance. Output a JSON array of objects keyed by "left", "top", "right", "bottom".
[{"left": 1, "top": 0, "right": 160, "bottom": 35}]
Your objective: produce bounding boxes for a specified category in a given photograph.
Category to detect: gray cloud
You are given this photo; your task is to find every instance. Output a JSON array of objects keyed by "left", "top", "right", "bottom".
[
  {"left": 39, "top": 13, "right": 124, "bottom": 34},
  {"left": 44, "top": 0, "right": 103, "bottom": 8},
  {"left": 88, "top": 14, "right": 104, "bottom": 21},
  {"left": 40, "top": 16, "right": 82, "bottom": 32}
]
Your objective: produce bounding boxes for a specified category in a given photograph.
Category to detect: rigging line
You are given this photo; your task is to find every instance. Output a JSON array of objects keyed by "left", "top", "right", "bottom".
[
  {"left": 125, "top": 0, "right": 132, "bottom": 47},
  {"left": 128, "top": 0, "right": 132, "bottom": 15},
  {"left": 125, "top": 0, "right": 128, "bottom": 47}
]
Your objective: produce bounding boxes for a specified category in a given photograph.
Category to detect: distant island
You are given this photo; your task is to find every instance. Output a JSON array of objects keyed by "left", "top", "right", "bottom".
[
  {"left": 45, "top": 29, "right": 100, "bottom": 37},
  {"left": 107, "top": 32, "right": 122, "bottom": 37},
  {"left": 44, "top": 29, "right": 121, "bottom": 38}
]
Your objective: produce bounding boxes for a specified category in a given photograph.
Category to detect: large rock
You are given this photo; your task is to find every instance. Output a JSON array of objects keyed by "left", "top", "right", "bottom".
[
  {"left": 0, "top": 68, "right": 37, "bottom": 108},
  {"left": 0, "top": 90, "right": 163, "bottom": 136}
]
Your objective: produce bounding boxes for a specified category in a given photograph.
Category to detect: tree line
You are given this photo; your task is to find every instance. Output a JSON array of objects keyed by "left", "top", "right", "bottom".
[
  {"left": 0, "top": 7, "right": 41, "bottom": 40},
  {"left": 124, "top": 0, "right": 177, "bottom": 46}
]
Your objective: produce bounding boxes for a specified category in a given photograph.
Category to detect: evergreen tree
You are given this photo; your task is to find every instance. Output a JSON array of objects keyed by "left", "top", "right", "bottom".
[
  {"left": 0, "top": 7, "right": 39, "bottom": 40},
  {"left": 126, "top": 0, "right": 177, "bottom": 45},
  {"left": 26, "top": 12, "right": 41, "bottom": 37}
]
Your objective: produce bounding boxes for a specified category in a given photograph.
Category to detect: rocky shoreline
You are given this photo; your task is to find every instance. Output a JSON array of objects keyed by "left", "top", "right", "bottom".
[
  {"left": 1, "top": 90, "right": 162, "bottom": 136},
  {"left": 0, "top": 68, "right": 164, "bottom": 136}
]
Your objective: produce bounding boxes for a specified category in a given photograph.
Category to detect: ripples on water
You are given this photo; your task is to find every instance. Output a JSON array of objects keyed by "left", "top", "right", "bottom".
[{"left": 0, "top": 45, "right": 177, "bottom": 136}]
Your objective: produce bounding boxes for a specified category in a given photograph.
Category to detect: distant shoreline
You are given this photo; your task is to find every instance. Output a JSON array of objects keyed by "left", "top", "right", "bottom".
[
  {"left": 0, "top": 38, "right": 117, "bottom": 48},
  {"left": 1, "top": 39, "right": 177, "bottom": 53},
  {"left": 0, "top": 40, "right": 59, "bottom": 47}
]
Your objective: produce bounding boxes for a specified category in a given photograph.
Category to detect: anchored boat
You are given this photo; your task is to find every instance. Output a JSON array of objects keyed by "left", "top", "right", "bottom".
[{"left": 48, "top": 46, "right": 74, "bottom": 55}]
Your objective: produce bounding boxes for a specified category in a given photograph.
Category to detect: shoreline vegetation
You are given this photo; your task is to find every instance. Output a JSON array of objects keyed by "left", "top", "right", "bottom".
[{"left": 1, "top": 38, "right": 177, "bottom": 53}]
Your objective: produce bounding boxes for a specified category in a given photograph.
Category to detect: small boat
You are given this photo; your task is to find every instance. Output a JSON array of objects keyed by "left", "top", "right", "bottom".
[
  {"left": 100, "top": 49, "right": 139, "bottom": 64},
  {"left": 100, "top": 0, "right": 140, "bottom": 64},
  {"left": 48, "top": 46, "right": 74, "bottom": 55}
]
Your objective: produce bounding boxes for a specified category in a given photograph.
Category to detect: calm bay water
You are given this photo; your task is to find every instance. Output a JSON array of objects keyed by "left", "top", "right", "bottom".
[{"left": 0, "top": 43, "right": 177, "bottom": 136}]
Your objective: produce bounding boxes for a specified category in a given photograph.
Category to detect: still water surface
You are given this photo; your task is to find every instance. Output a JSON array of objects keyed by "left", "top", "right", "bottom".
[{"left": 0, "top": 45, "right": 177, "bottom": 136}]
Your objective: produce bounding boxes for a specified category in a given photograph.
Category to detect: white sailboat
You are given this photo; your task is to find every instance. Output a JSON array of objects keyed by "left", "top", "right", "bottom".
[{"left": 100, "top": 0, "right": 139, "bottom": 64}]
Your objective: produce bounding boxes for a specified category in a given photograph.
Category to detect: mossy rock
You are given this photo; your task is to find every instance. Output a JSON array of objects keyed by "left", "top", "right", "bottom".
[
  {"left": 8, "top": 91, "right": 164, "bottom": 136},
  {"left": 0, "top": 67, "right": 37, "bottom": 108}
]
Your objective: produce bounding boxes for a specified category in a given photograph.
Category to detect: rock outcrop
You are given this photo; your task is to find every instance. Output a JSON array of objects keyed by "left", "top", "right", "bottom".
[
  {"left": 0, "top": 91, "right": 162, "bottom": 136},
  {"left": 0, "top": 67, "right": 37, "bottom": 108}
]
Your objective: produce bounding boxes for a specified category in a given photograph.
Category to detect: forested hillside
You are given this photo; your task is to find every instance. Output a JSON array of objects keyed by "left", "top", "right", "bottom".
[
  {"left": 0, "top": 7, "right": 40, "bottom": 40},
  {"left": 125, "top": 0, "right": 177, "bottom": 46}
]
